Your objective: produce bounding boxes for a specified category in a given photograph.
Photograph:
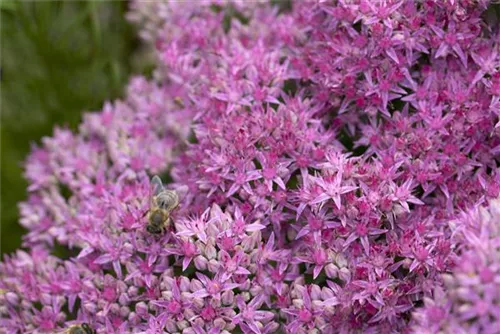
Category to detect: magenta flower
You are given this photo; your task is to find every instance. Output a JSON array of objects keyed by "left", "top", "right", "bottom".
[
  {"left": 152, "top": 280, "right": 189, "bottom": 322},
  {"left": 167, "top": 238, "right": 200, "bottom": 272},
  {"left": 191, "top": 273, "right": 240, "bottom": 300},
  {"left": 232, "top": 295, "right": 275, "bottom": 334},
  {"left": 310, "top": 172, "right": 358, "bottom": 210},
  {"left": 282, "top": 283, "right": 329, "bottom": 333}
]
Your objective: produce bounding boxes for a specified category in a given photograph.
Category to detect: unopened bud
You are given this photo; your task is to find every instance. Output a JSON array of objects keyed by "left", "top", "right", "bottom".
[
  {"left": 207, "top": 259, "right": 220, "bottom": 273},
  {"left": 135, "top": 302, "right": 148, "bottom": 316},
  {"left": 5, "top": 292, "right": 19, "bottom": 305},
  {"left": 339, "top": 267, "right": 351, "bottom": 282},
  {"left": 335, "top": 254, "right": 347, "bottom": 268},
  {"left": 205, "top": 244, "right": 217, "bottom": 259},
  {"left": 214, "top": 318, "right": 227, "bottom": 329},
  {"left": 310, "top": 284, "right": 322, "bottom": 300},
  {"left": 194, "top": 255, "right": 208, "bottom": 270},
  {"left": 177, "top": 320, "right": 189, "bottom": 330},
  {"left": 222, "top": 290, "right": 234, "bottom": 305},
  {"left": 325, "top": 263, "right": 338, "bottom": 278},
  {"left": 165, "top": 320, "right": 177, "bottom": 333}
]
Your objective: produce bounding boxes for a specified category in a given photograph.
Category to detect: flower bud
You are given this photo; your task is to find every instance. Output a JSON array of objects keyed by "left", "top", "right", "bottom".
[
  {"left": 183, "top": 328, "right": 196, "bottom": 334},
  {"left": 190, "top": 279, "right": 203, "bottom": 292},
  {"left": 165, "top": 320, "right": 177, "bottom": 333},
  {"left": 312, "top": 300, "right": 323, "bottom": 308},
  {"left": 325, "top": 263, "right": 338, "bottom": 278},
  {"left": 193, "top": 317, "right": 204, "bottom": 327},
  {"left": 266, "top": 322, "right": 280, "bottom": 333},
  {"left": 241, "top": 292, "right": 251, "bottom": 302},
  {"left": 222, "top": 290, "right": 234, "bottom": 305},
  {"left": 117, "top": 280, "right": 128, "bottom": 293},
  {"left": 339, "top": 267, "right": 351, "bottom": 282},
  {"left": 321, "top": 287, "right": 334, "bottom": 301},
  {"left": 335, "top": 253, "right": 347, "bottom": 268},
  {"left": 194, "top": 255, "right": 208, "bottom": 270},
  {"left": 205, "top": 244, "right": 217, "bottom": 259},
  {"left": 180, "top": 277, "right": 191, "bottom": 291},
  {"left": 192, "top": 297, "right": 205, "bottom": 309},
  {"left": 162, "top": 291, "right": 173, "bottom": 300},
  {"left": 83, "top": 301, "right": 97, "bottom": 313},
  {"left": 177, "top": 320, "right": 189, "bottom": 330},
  {"left": 120, "top": 306, "right": 130, "bottom": 318},
  {"left": 287, "top": 228, "right": 297, "bottom": 241},
  {"left": 207, "top": 259, "right": 220, "bottom": 273},
  {"left": 128, "top": 286, "right": 138, "bottom": 297},
  {"left": 5, "top": 292, "right": 19, "bottom": 305},
  {"left": 214, "top": 318, "right": 227, "bottom": 329},
  {"left": 135, "top": 302, "right": 148, "bottom": 317},
  {"left": 184, "top": 308, "right": 196, "bottom": 320},
  {"left": 40, "top": 293, "right": 51, "bottom": 305},
  {"left": 310, "top": 284, "right": 322, "bottom": 300},
  {"left": 119, "top": 293, "right": 129, "bottom": 305},
  {"left": 128, "top": 312, "right": 140, "bottom": 325},
  {"left": 212, "top": 298, "right": 222, "bottom": 308},
  {"left": 239, "top": 279, "right": 251, "bottom": 290},
  {"left": 97, "top": 299, "right": 107, "bottom": 309},
  {"left": 293, "top": 298, "right": 304, "bottom": 308},
  {"left": 110, "top": 303, "right": 120, "bottom": 314},
  {"left": 249, "top": 285, "right": 262, "bottom": 296},
  {"left": 56, "top": 311, "right": 66, "bottom": 323}
]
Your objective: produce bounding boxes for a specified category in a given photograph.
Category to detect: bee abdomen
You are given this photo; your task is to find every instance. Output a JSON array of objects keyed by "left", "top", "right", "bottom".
[
  {"left": 67, "top": 324, "right": 95, "bottom": 334},
  {"left": 68, "top": 328, "right": 86, "bottom": 334},
  {"left": 156, "top": 190, "right": 179, "bottom": 211}
]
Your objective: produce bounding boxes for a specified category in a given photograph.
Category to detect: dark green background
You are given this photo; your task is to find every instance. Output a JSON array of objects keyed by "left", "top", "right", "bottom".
[{"left": 1, "top": 0, "right": 152, "bottom": 255}]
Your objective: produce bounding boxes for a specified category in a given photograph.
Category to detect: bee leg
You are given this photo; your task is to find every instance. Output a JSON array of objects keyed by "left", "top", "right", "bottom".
[
  {"left": 168, "top": 217, "right": 176, "bottom": 232},
  {"left": 142, "top": 209, "right": 149, "bottom": 218},
  {"left": 160, "top": 222, "right": 169, "bottom": 234}
]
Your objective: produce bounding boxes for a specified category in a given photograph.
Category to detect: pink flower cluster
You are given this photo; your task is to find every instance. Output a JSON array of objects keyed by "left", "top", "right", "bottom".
[
  {"left": 412, "top": 197, "right": 500, "bottom": 334},
  {"left": 1, "top": 1, "right": 499, "bottom": 333}
]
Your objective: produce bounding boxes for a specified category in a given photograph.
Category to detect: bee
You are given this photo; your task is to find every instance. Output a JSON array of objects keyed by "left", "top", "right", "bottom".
[
  {"left": 56, "top": 323, "right": 96, "bottom": 334},
  {"left": 173, "top": 96, "right": 185, "bottom": 108},
  {"left": 145, "top": 175, "right": 187, "bottom": 234}
]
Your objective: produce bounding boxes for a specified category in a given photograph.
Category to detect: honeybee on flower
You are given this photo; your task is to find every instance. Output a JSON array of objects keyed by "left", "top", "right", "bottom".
[
  {"left": 55, "top": 323, "right": 96, "bottom": 334},
  {"left": 145, "top": 175, "right": 188, "bottom": 234}
]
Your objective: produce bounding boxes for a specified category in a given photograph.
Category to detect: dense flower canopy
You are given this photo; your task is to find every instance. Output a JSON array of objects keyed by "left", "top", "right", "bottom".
[{"left": 1, "top": 1, "right": 499, "bottom": 333}]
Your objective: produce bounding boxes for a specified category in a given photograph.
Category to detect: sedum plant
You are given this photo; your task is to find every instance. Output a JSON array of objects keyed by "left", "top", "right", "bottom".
[{"left": 1, "top": 1, "right": 499, "bottom": 333}]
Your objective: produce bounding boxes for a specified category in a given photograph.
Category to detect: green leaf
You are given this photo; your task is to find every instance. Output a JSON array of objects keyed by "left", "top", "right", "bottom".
[
  {"left": 0, "top": 0, "right": 16, "bottom": 12},
  {"left": 0, "top": 1, "right": 142, "bottom": 255}
]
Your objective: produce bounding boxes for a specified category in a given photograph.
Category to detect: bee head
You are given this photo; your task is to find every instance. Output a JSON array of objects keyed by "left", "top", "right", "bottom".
[{"left": 147, "top": 225, "right": 163, "bottom": 234}]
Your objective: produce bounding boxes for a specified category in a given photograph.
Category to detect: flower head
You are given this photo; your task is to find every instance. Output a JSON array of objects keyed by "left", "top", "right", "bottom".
[{"left": 2, "top": 1, "right": 500, "bottom": 332}]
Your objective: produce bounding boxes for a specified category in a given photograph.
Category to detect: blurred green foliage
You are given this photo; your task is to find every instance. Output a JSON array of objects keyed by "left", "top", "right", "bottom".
[{"left": 1, "top": 1, "right": 147, "bottom": 255}]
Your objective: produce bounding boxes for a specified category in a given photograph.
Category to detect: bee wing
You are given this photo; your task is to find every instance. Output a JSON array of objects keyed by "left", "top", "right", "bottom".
[
  {"left": 151, "top": 175, "right": 165, "bottom": 196},
  {"left": 175, "top": 185, "right": 189, "bottom": 203}
]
